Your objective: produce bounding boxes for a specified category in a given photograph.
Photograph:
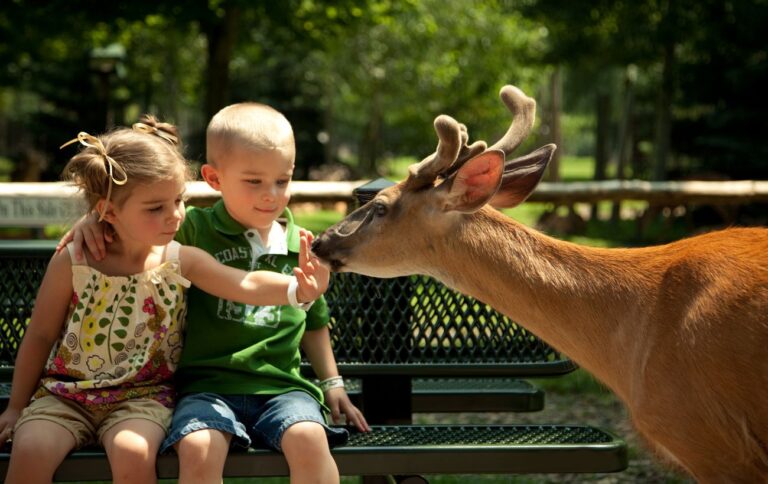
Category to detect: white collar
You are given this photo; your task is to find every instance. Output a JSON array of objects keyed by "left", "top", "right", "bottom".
[{"left": 244, "top": 221, "right": 288, "bottom": 257}]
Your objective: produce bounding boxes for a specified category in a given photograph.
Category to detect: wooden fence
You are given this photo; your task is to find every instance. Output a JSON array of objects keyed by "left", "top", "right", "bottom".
[{"left": 1, "top": 179, "right": 767, "bottom": 228}]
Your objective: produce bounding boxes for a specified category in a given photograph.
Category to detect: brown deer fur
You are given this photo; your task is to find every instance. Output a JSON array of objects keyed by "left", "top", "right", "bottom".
[{"left": 312, "top": 86, "right": 768, "bottom": 483}]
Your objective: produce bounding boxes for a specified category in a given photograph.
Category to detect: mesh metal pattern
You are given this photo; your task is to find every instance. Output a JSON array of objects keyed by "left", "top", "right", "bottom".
[
  {"left": 347, "top": 425, "right": 615, "bottom": 446},
  {"left": 326, "top": 274, "right": 570, "bottom": 372},
  {"left": 0, "top": 250, "right": 49, "bottom": 365},
  {"left": 0, "top": 242, "right": 571, "bottom": 374}
]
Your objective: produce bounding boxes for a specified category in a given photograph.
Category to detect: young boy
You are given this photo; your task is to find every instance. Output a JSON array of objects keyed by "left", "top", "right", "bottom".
[{"left": 63, "top": 103, "right": 369, "bottom": 483}]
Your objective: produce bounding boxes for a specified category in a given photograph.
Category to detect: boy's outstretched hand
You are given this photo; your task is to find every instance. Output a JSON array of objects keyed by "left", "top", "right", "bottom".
[{"left": 294, "top": 229, "right": 330, "bottom": 304}]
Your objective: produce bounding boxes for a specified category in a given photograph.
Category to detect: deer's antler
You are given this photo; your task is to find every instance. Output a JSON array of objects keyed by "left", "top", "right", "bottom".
[
  {"left": 488, "top": 85, "right": 536, "bottom": 155},
  {"left": 406, "top": 85, "right": 537, "bottom": 189},
  {"left": 406, "top": 115, "right": 463, "bottom": 189}
]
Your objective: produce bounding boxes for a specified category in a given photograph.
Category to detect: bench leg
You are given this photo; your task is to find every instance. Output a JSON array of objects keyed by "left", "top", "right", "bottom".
[
  {"left": 361, "top": 376, "right": 411, "bottom": 424},
  {"left": 361, "top": 376, "right": 413, "bottom": 483}
]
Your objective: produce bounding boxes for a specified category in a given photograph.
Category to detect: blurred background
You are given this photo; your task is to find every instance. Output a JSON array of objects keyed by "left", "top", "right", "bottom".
[
  {"left": 2, "top": 0, "right": 766, "bottom": 184},
  {"left": 1, "top": 1, "right": 766, "bottom": 482}
]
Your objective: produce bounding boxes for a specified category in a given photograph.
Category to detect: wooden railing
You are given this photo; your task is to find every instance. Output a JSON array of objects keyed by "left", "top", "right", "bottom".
[{"left": 1, "top": 180, "right": 767, "bottom": 228}]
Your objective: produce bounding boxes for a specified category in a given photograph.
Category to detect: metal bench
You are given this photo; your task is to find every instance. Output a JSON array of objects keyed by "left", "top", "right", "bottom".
[{"left": 0, "top": 236, "right": 627, "bottom": 481}]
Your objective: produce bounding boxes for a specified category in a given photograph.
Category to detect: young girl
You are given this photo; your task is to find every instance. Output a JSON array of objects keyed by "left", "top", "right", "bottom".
[{"left": 0, "top": 117, "right": 328, "bottom": 484}]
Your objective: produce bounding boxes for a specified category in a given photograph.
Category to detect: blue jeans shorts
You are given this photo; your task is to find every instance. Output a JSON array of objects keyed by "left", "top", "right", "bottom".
[{"left": 161, "top": 391, "right": 348, "bottom": 453}]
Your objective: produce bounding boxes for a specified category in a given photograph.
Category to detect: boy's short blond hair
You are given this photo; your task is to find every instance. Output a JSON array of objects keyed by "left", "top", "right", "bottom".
[{"left": 206, "top": 103, "right": 295, "bottom": 166}]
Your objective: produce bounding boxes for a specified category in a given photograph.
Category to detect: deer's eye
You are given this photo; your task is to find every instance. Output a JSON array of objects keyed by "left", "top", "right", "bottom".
[{"left": 374, "top": 202, "right": 388, "bottom": 217}]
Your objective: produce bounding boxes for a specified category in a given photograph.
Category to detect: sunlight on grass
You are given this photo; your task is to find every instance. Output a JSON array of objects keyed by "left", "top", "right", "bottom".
[
  {"left": 560, "top": 155, "right": 595, "bottom": 181},
  {"left": 531, "top": 368, "right": 610, "bottom": 396},
  {"left": 503, "top": 203, "right": 550, "bottom": 226},
  {"left": 293, "top": 209, "right": 344, "bottom": 234},
  {"left": 382, "top": 155, "right": 419, "bottom": 180}
]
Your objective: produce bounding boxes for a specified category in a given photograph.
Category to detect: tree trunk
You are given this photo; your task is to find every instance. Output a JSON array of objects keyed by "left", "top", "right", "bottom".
[
  {"left": 205, "top": 5, "right": 240, "bottom": 121},
  {"left": 611, "top": 68, "right": 636, "bottom": 223},
  {"left": 591, "top": 92, "right": 611, "bottom": 220},
  {"left": 358, "top": 83, "right": 382, "bottom": 176},
  {"left": 546, "top": 66, "right": 562, "bottom": 182},
  {"left": 653, "top": 27, "right": 675, "bottom": 181}
]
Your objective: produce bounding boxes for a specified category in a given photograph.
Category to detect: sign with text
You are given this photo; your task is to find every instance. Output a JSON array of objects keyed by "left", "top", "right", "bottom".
[{"left": 0, "top": 197, "right": 84, "bottom": 227}]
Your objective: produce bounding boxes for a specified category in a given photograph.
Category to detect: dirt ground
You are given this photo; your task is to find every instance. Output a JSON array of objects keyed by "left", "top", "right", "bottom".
[{"left": 414, "top": 392, "right": 695, "bottom": 483}]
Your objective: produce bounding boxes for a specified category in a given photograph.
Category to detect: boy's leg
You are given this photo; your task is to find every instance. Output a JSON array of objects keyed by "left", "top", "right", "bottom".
[
  {"left": 98, "top": 399, "right": 172, "bottom": 484},
  {"left": 250, "top": 391, "right": 347, "bottom": 484},
  {"left": 175, "top": 428, "right": 232, "bottom": 484},
  {"left": 282, "top": 421, "right": 339, "bottom": 484},
  {"left": 162, "top": 393, "right": 250, "bottom": 484},
  {"left": 5, "top": 396, "right": 88, "bottom": 484}
]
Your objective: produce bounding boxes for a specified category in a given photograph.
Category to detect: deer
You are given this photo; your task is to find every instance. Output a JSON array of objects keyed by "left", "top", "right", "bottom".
[{"left": 311, "top": 85, "right": 768, "bottom": 483}]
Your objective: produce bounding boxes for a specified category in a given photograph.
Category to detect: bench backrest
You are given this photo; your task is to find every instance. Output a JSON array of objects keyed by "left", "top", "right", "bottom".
[{"left": 0, "top": 240, "right": 574, "bottom": 377}]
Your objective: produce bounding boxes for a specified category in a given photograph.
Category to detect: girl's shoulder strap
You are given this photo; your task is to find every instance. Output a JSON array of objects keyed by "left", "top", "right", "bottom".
[
  {"left": 160, "top": 240, "right": 191, "bottom": 288},
  {"left": 65, "top": 242, "right": 88, "bottom": 267},
  {"left": 163, "top": 240, "right": 182, "bottom": 263}
]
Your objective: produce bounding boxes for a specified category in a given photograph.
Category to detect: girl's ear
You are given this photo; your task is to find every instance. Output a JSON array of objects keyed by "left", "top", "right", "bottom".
[
  {"left": 200, "top": 164, "right": 222, "bottom": 190},
  {"left": 96, "top": 199, "right": 117, "bottom": 224}
]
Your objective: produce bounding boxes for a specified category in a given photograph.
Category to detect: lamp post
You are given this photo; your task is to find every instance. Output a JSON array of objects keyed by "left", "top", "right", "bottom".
[{"left": 89, "top": 43, "right": 126, "bottom": 129}]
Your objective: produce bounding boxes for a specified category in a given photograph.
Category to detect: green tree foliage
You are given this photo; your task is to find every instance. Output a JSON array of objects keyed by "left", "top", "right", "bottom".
[
  {"left": 301, "top": 0, "right": 549, "bottom": 174},
  {"left": 514, "top": 0, "right": 768, "bottom": 179},
  {"left": 0, "top": 0, "right": 765, "bottom": 181},
  {"left": 0, "top": 1, "right": 208, "bottom": 176},
  {"left": 673, "top": 1, "right": 768, "bottom": 179}
]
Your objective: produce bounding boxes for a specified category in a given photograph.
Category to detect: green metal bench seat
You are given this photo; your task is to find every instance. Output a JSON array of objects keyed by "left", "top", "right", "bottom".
[
  {"left": 0, "top": 238, "right": 628, "bottom": 480},
  {"left": 0, "top": 424, "right": 626, "bottom": 480}
]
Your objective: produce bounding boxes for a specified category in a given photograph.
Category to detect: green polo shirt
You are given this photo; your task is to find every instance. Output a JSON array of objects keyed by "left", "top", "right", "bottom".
[{"left": 174, "top": 200, "right": 329, "bottom": 404}]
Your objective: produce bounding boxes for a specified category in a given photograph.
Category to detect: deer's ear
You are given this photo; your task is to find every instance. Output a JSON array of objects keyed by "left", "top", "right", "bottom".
[
  {"left": 489, "top": 144, "right": 555, "bottom": 209},
  {"left": 441, "top": 150, "right": 504, "bottom": 213}
]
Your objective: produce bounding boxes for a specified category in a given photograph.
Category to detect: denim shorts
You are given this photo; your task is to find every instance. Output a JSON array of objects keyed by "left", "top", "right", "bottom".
[{"left": 161, "top": 391, "right": 348, "bottom": 453}]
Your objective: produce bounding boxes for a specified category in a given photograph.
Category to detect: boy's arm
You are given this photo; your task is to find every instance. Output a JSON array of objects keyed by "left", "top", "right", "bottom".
[
  {"left": 0, "top": 251, "right": 74, "bottom": 441},
  {"left": 179, "top": 234, "right": 327, "bottom": 307},
  {"left": 302, "top": 327, "right": 370, "bottom": 432}
]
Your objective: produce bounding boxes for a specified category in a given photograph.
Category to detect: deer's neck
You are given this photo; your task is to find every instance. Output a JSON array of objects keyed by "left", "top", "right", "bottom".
[{"left": 421, "top": 210, "right": 660, "bottom": 399}]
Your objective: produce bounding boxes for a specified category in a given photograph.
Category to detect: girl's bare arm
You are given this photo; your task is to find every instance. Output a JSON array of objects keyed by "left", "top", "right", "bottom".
[{"left": 0, "top": 251, "right": 74, "bottom": 440}]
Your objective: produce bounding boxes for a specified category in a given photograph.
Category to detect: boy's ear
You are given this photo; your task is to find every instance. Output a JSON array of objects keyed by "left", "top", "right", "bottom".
[
  {"left": 200, "top": 164, "right": 222, "bottom": 190},
  {"left": 96, "top": 200, "right": 117, "bottom": 224}
]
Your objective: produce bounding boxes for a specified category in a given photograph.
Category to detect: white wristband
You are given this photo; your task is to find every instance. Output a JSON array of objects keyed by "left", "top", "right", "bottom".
[
  {"left": 318, "top": 376, "right": 345, "bottom": 392},
  {"left": 287, "top": 276, "right": 314, "bottom": 311}
]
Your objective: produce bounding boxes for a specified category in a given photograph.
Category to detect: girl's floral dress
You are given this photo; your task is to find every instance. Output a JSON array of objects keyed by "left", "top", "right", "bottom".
[{"left": 34, "top": 241, "right": 190, "bottom": 411}]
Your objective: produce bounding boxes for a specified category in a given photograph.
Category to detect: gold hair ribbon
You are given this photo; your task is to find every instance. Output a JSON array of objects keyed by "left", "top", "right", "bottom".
[
  {"left": 60, "top": 132, "right": 128, "bottom": 222},
  {"left": 132, "top": 122, "right": 179, "bottom": 145}
]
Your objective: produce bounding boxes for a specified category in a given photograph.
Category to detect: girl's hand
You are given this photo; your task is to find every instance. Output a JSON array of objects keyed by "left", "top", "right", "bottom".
[
  {"left": 294, "top": 229, "right": 330, "bottom": 303},
  {"left": 0, "top": 407, "right": 22, "bottom": 442},
  {"left": 55, "top": 211, "right": 113, "bottom": 261},
  {"left": 324, "top": 387, "right": 371, "bottom": 432}
]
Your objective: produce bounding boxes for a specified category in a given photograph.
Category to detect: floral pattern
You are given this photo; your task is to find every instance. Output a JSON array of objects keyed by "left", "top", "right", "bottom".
[{"left": 36, "top": 249, "right": 190, "bottom": 411}]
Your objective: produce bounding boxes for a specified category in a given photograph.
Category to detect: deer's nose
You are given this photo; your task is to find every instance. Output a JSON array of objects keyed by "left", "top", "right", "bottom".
[{"left": 311, "top": 236, "right": 324, "bottom": 255}]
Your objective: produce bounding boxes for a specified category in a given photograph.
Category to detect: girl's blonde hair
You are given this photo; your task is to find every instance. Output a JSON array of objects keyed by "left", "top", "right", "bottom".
[{"left": 62, "top": 115, "right": 194, "bottom": 219}]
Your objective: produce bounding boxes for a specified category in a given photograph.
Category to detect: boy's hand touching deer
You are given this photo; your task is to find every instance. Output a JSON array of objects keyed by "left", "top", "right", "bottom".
[{"left": 295, "top": 229, "right": 330, "bottom": 304}]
